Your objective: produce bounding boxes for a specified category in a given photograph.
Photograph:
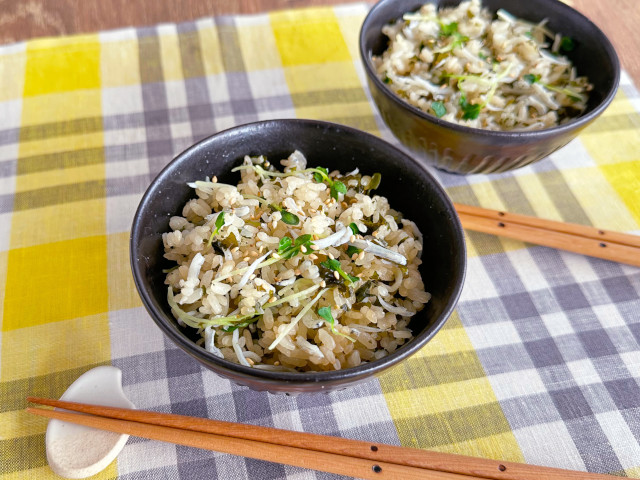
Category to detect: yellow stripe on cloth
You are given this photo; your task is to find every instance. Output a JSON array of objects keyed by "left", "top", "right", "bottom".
[
  {"left": 600, "top": 161, "right": 640, "bottom": 227},
  {"left": 236, "top": 15, "right": 283, "bottom": 71},
  {"left": 1, "top": 314, "right": 111, "bottom": 380},
  {"left": 580, "top": 89, "right": 640, "bottom": 227},
  {"left": 379, "top": 313, "right": 524, "bottom": 461},
  {"left": 23, "top": 35, "right": 101, "bottom": 97},
  {"left": 3, "top": 236, "right": 109, "bottom": 331},
  {"left": 270, "top": 7, "right": 352, "bottom": 66},
  {"left": 271, "top": 8, "right": 378, "bottom": 132}
]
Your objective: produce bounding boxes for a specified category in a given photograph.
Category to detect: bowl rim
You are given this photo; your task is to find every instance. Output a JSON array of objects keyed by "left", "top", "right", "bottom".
[
  {"left": 130, "top": 118, "right": 467, "bottom": 385},
  {"left": 359, "top": 0, "right": 621, "bottom": 138}
]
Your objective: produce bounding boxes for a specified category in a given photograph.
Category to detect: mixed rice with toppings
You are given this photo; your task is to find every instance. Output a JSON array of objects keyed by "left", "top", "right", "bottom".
[
  {"left": 162, "top": 151, "right": 430, "bottom": 372},
  {"left": 373, "top": 0, "right": 592, "bottom": 131}
]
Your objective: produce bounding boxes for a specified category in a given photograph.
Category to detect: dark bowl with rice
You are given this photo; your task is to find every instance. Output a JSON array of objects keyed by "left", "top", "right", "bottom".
[
  {"left": 359, "top": 0, "right": 619, "bottom": 174},
  {"left": 130, "top": 119, "right": 466, "bottom": 394}
]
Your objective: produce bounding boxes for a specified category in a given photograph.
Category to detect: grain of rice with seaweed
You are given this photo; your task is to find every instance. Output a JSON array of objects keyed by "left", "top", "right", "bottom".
[{"left": 163, "top": 151, "right": 430, "bottom": 372}]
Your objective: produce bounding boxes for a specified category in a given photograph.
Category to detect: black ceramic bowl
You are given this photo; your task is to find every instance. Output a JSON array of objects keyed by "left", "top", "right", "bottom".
[
  {"left": 360, "top": 0, "right": 620, "bottom": 174},
  {"left": 130, "top": 119, "right": 466, "bottom": 394}
]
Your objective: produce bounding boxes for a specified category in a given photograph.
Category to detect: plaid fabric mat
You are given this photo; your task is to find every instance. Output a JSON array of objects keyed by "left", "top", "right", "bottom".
[{"left": 1, "top": 3, "right": 639, "bottom": 479}]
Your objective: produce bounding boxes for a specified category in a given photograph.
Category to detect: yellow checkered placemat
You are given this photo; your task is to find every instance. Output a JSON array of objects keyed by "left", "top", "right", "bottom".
[{"left": 1, "top": 3, "right": 639, "bottom": 479}]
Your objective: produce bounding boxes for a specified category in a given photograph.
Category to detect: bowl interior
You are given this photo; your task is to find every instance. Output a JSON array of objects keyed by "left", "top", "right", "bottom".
[
  {"left": 361, "top": 0, "right": 619, "bottom": 121},
  {"left": 131, "top": 119, "right": 466, "bottom": 386}
]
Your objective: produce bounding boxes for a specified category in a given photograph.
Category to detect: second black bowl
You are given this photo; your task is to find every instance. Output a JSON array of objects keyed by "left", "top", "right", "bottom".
[{"left": 360, "top": 0, "right": 620, "bottom": 174}]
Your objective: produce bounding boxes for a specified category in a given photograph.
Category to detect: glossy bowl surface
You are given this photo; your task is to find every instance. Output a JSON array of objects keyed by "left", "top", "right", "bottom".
[
  {"left": 130, "top": 119, "right": 466, "bottom": 394},
  {"left": 360, "top": 0, "right": 620, "bottom": 174}
]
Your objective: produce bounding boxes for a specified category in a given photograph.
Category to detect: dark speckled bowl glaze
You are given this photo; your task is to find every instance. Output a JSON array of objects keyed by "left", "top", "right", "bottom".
[
  {"left": 360, "top": 0, "right": 620, "bottom": 174},
  {"left": 130, "top": 119, "right": 466, "bottom": 394}
]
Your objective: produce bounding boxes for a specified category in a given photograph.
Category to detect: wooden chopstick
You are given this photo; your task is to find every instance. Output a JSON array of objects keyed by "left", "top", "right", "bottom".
[
  {"left": 27, "top": 397, "right": 613, "bottom": 480},
  {"left": 27, "top": 405, "right": 473, "bottom": 480},
  {"left": 454, "top": 203, "right": 640, "bottom": 267}
]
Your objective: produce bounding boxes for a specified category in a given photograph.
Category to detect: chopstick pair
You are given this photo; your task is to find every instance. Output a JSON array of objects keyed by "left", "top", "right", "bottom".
[
  {"left": 455, "top": 203, "right": 640, "bottom": 267},
  {"left": 28, "top": 397, "right": 613, "bottom": 480}
]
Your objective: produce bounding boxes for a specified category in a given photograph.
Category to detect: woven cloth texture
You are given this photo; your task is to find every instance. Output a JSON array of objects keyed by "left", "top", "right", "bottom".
[{"left": 1, "top": 3, "right": 639, "bottom": 479}]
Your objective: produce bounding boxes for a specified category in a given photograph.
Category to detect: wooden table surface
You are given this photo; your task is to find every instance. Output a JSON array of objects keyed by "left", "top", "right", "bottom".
[{"left": 0, "top": 0, "right": 638, "bottom": 87}]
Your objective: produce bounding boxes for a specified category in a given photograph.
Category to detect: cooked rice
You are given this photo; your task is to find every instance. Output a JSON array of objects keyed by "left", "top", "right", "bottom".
[
  {"left": 373, "top": 0, "right": 592, "bottom": 131},
  {"left": 163, "top": 151, "right": 430, "bottom": 372}
]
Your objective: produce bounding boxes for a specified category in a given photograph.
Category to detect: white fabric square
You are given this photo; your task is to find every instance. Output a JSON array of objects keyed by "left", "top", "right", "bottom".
[
  {"left": 102, "top": 84, "right": 144, "bottom": 116},
  {"left": 246, "top": 68, "right": 291, "bottom": 99},
  {"left": 201, "top": 369, "right": 234, "bottom": 399},
  {"left": 107, "top": 193, "right": 143, "bottom": 234},
  {"left": 164, "top": 80, "right": 189, "bottom": 110},
  {"left": 514, "top": 422, "right": 586, "bottom": 471},
  {"left": 562, "top": 253, "right": 600, "bottom": 285},
  {"left": 489, "top": 368, "right": 547, "bottom": 400},
  {"left": 235, "top": 12, "right": 270, "bottom": 27},
  {"left": 99, "top": 27, "right": 138, "bottom": 43},
  {"left": 596, "top": 410, "right": 640, "bottom": 470},
  {"left": 620, "top": 351, "right": 640, "bottom": 374},
  {"left": 125, "top": 378, "right": 172, "bottom": 410},
  {"left": 465, "top": 321, "right": 522, "bottom": 350},
  {"left": 206, "top": 74, "right": 231, "bottom": 104},
  {"left": 506, "top": 248, "right": 550, "bottom": 292},
  {"left": 256, "top": 109, "right": 297, "bottom": 121},
  {"left": 541, "top": 311, "right": 575, "bottom": 338},
  {"left": 109, "top": 307, "right": 166, "bottom": 359},
  {"left": 459, "top": 256, "right": 500, "bottom": 301},
  {"left": 105, "top": 157, "right": 148, "bottom": 180},
  {"left": 214, "top": 116, "right": 238, "bottom": 133},
  {"left": 566, "top": 358, "right": 601, "bottom": 386},
  {"left": 593, "top": 304, "right": 628, "bottom": 328},
  {"left": 169, "top": 121, "right": 193, "bottom": 142},
  {"left": 332, "top": 393, "right": 393, "bottom": 431},
  {"left": 0, "top": 99, "right": 21, "bottom": 133},
  {"left": 104, "top": 126, "right": 147, "bottom": 149},
  {"left": 271, "top": 409, "right": 304, "bottom": 432},
  {"left": 0, "top": 212, "right": 11, "bottom": 252},
  {"left": 549, "top": 138, "right": 595, "bottom": 170}
]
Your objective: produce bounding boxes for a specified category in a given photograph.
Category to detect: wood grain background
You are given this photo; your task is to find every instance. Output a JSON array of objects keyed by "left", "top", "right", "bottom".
[{"left": 0, "top": 0, "right": 638, "bottom": 86}]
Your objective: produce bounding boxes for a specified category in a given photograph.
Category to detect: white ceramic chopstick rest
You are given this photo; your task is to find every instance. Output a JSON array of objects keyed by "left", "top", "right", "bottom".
[{"left": 45, "top": 366, "right": 135, "bottom": 478}]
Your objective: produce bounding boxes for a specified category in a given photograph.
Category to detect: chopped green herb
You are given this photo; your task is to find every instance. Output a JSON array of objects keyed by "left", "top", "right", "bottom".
[
  {"left": 278, "top": 236, "right": 293, "bottom": 254},
  {"left": 313, "top": 166, "right": 329, "bottom": 183},
  {"left": 280, "top": 211, "right": 300, "bottom": 225},
  {"left": 321, "top": 258, "right": 359, "bottom": 284},
  {"left": 438, "top": 21, "right": 468, "bottom": 50},
  {"left": 348, "top": 222, "right": 359, "bottom": 235},
  {"left": 346, "top": 245, "right": 362, "bottom": 257},
  {"left": 523, "top": 73, "right": 541, "bottom": 84},
  {"left": 383, "top": 74, "right": 392, "bottom": 84},
  {"left": 355, "top": 280, "right": 373, "bottom": 303},
  {"left": 560, "top": 36, "right": 575, "bottom": 52},
  {"left": 278, "top": 234, "right": 314, "bottom": 260},
  {"left": 207, "top": 212, "right": 226, "bottom": 248},
  {"left": 223, "top": 315, "right": 260, "bottom": 332},
  {"left": 439, "top": 21, "right": 459, "bottom": 36},
  {"left": 330, "top": 181, "right": 347, "bottom": 200},
  {"left": 214, "top": 212, "right": 225, "bottom": 232},
  {"left": 294, "top": 234, "right": 312, "bottom": 247},
  {"left": 459, "top": 95, "right": 482, "bottom": 120},
  {"left": 525, "top": 31, "right": 533, "bottom": 39},
  {"left": 478, "top": 52, "right": 488, "bottom": 60},
  {"left": 243, "top": 194, "right": 299, "bottom": 225},
  {"left": 367, "top": 172, "right": 382, "bottom": 192},
  {"left": 309, "top": 166, "right": 348, "bottom": 200},
  {"left": 431, "top": 101, "right": 446, "bottom": 118},
  {"left": 317, "top": 306, "right": 355, "bottom": 342}
]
